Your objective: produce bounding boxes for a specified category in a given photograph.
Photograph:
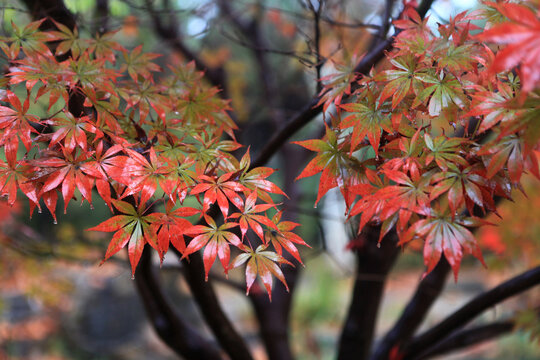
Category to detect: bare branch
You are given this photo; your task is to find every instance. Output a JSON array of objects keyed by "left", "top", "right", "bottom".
[
  {"left": 171, "top": 245, "right": 254, "bottom": 360},
  {"left": 417, "top": 321, "right": 514, "bottom": 359},
  {"left": 307, "top": 0, "right": 324, "bottom": 93},
  {"left": 135, "top": 248, "right": 224, "bottom": 360},
  {"left": 218, "top": 0, "right": 286, "bottom": 127},
  {"left": 20, "top": 0, "right": 77, "bottom": 29},
  {"left": 144, "top": 0, "right": 226, "bottom": 91},
  {"left": 370, "top": 258, "right": 451, "bottom": 360},
  {"left": 93, "top": 0, "right": 110, "bottom": 35}
]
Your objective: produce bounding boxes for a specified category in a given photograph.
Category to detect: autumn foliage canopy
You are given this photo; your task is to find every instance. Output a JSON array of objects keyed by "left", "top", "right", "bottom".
[{"left": 0, "top": 0, "right": 540, "bottom": 298}]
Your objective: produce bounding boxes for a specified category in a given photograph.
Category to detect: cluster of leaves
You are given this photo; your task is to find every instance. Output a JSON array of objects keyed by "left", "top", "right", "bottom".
[
  {"left": 297, "top": 0, "right": 540, "bottom": 279},
  {"left": 0, "top": 19, "right": 307, "bottom": 298}
]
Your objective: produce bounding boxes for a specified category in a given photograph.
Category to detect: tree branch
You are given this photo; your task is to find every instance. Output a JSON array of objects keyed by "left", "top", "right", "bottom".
[
  {"left": 370, "top": 258, "right": 451, "bottom": 360},
  {"left": 144, "top": 0, "right": 226, "bottom": 91},
  {"left": 417, "top": 321, "right": 514, "bottom": 359},
  {"left": 218, "top": 0, "right": 286, "bottom": 127},
  {"left": 337, "top": 226, "right": 401, "bottom": 360},
  {"left": 20, "top": 0, "right": 76, "bottom": 30},
  {"left": 172, "top": 246, "right": 254, "bottom": 360},
  {"left": 249, "top": 264, "right": 299, "bottom": 360},
  {"left": 306, "top": 0, "right": 324, "bottom": 93},
  {"left": 135, "top": 248, "right": 224, "bottom": 360},
  {"left": 402, "top": 265, "right": 540, "bottom": 360},
  {"left": 93, "top": 0, "right": 110, "bottom": 35}
]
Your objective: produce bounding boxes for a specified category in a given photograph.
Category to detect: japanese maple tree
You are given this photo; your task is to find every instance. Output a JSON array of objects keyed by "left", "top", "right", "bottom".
[{"left": 1, "top": 0, "right": 540, "bottom": 360}]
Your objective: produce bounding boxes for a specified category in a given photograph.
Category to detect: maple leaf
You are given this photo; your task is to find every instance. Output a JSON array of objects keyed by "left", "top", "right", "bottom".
[
  {"left": 79, "top": 142, "right": 125, "bottom": 210},
  {"left": 176, "top": 87, "right": 236, "bottom": 135},
  {"left": 87, "top": 30, "right": 123, "bottom": 64},
  {"left": 424, "top": 134, "right": 469, "bottom": 171},
  {"left": 69, "top": 53, "right": 118, "bottom": 93},
  {"left": 478, "top": 135, "right": 524, "bottom": 183},
  {"left": 0, "top": 159, "right": 39, "bottom": 207},
  {"left": 264, "top": 211, "right": 308, "bottom": 264},
  {"left": 393, "top": 7, "right": 433, "bottom": 55},
  {"left": 340, "top": 89, "right": 393, "bottom": 156},
  {"left": 348, "top": 168, "right": 392, "bottom": 234},
  {"left": 294, "top": 124, "right": 358, "bottom": 205},
  {"left": 148, "top": 201, "right": 200, "bottom": 261},
  {"left": 190, "top": 172, "right": 246, "bottom": 218},
  {"left": 8, "top": 55, "right": 72, "bottom": 110},
  {"left": 230, "top": 244, "right": 292, "bottom": 301},
  {"left": 430, "top": 164, "right": 488, "bottom": 216},
  {"left": 375, "top": 54, "right": 426, "bottom": 109},
  {"left": 475, "top": 2, "right": 540, "bottom": 93},
  {"left": 120, "top": 45, "right": 161, "bottom": 81},
  {"left": 118, "top": 79, "right": 167, "bottom": 121},
  {"left": 49, "top": 20, "right": 86, "bottom": 58},
  {"left": 182, "top": 217, "right": 242, "bottom": 279},
  {"left": 382, "top": 129, "right": 423, "bottom": 177},
  {"left": 188, "top": 135, "right": 241, "bottom": 173},
  {"left": 237, "top": 149, "right": 287, "bottom": 203},
  {"left": 467, "top": 80, "right": 521, "bottom": 133},
  {"left": 1, "top": 19, "right": 54, "bottom": 59},
  {"left": 414, "top": 72, "right": 467, "bottom": 116},
  {"left": 0, "top": 91, "right": 41, "bottom": 164},
  {"left": 349, "top": 168, "right": 431, "bottom": 239},
  {"left": 87, "top": 199, "right": 159, "bottom": 275},
  {"left": 112, "top": 148, "right": 176, "bottom": 206},
  {"left": 42, "top": 112, "right": 102, "bottom": 153},
  {"left": 229, "top": 191, "right": 278, "bottom": 241},
  {"left": 83, "top": 90, "right": 124, "bottom": 134},
  {"left": 378, "top": 169, "right": 431, "bottom": 227},
  {"left": 29, "top": 149, "right": 94, "bottom": 215},
  {"left": 401, "top": 210, "right": 487, "bottom": 280},
  {"left": 316, "top": 56, "right": 359, "bottom": 112}
]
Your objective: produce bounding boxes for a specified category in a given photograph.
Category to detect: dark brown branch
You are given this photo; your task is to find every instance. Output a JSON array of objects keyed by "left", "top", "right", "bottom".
[
  {"left": 370, "top": 258, "right": 451, "bottom": 360},
  {"left": 174, "top": 246, "right": 255, "bottom": 360},
  {"left": 402, "top": 265, "right": 540, "bottom": 360},
  {"left": 306, "top": 0, "right": 324, "bottom": 93},
  {"left": 379, "top": 0, "right": 396, "bottom": 40},
  {"left": 337, "top": 226, "right": 401, "bottom": 360},
  {"left": 20, "top": 0, "right": 76, "bottom": 29},
  {"left": 417, "top": 321, "right": 514, "bottom": 359},
  {"left": 249, "top": 264, "right": 299, "bottom": 360},
  {"left": 93, "top": 0, "right": 110, "bottom": 35},
  {"left": 218, "top": 0, "right": 284, "bottom": 127},
  {"left": 135, "top": 248, "right": 224, "bottom": 360}
]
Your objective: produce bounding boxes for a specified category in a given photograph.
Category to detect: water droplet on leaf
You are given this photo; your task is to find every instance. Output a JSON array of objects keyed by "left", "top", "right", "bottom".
[{"left": 377, "top": 242, "right": 381, "bottom": 248}]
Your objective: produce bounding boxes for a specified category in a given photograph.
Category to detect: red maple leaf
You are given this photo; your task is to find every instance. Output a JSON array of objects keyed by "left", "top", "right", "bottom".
[{"left": 476, "top": 2, "right": 540, "bottom": 93}]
